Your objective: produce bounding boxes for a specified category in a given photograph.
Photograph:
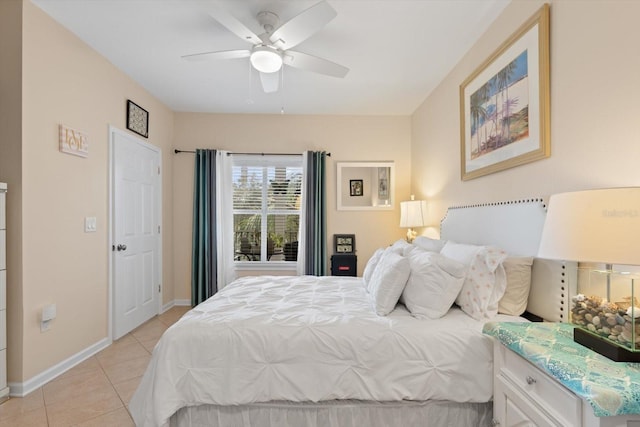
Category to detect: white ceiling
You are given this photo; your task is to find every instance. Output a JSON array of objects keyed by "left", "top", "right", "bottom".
[{"left": 31, "top": 0, "right": 510, "bottom": 116}]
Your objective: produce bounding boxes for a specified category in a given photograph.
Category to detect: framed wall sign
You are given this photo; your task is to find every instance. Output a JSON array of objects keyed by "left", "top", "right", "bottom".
[
  {"left": 126, "top": 99, "right": 149, "bottom": 138},
  {"left": 58, "top": 124, "right": 89, "bottom": 158},
  {"left": 334, "top": 234, "right": 355, "bottom": 254}
]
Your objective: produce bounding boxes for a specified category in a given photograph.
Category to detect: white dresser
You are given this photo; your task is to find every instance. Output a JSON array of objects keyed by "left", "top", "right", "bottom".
[{"left": 0, "top": 183, "right": 8, "bottom": 402}]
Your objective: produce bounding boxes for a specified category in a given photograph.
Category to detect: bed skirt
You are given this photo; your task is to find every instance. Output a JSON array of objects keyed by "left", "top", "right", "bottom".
[{"left": 169, "top": 399, "right": 493, "bottom": 427}]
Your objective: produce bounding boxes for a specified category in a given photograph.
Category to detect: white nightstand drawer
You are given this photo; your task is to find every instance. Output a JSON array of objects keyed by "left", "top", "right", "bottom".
[
  {"left": 0, "top": 190, "right": 5, "bottom": 230},
  {"left": 0, "top": 230, "right": 4, "bottom": 271},
  {"left": 0, "top": 270, "right": 4, "bottom": 311},
  {"left": 497, "top": 373, "right": 558, "bottom": 427},
  {"left": 0, "top": 349, "right": 6, "bottom": 388},
  {"left": 0, "top": 310, "right": 5, "bottom": 350},
  {"left": 500, "top": 345, "right": 582, "bottom": 426}
]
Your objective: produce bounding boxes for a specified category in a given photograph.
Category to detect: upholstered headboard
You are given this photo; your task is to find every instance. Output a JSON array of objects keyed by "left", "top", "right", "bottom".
[{"left": 440, "top": 199, "right": 576, "bottom": 322}]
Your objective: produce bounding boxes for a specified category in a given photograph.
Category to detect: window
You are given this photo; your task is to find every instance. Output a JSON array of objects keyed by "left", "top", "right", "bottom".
[{"left": 232, "top": 155, "right": 302, "bottom": 263}]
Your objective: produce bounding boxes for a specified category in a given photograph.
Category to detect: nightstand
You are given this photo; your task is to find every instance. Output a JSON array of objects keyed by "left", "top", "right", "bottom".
[
  {"left": 330, "top": 254, "right": 357, "bottom": 276},
  {"left": 484, "top": 322, "right": 640, "bottom": 427}
]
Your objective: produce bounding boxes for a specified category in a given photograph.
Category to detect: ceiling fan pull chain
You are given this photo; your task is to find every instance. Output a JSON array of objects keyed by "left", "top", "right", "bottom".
[{"left": 247, "top": 59, "right": 254, "bottom": 105}]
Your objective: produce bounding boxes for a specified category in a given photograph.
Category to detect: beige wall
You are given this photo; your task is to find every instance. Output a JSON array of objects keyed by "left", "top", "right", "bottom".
[
  {"left": 11, "top": 1, "right": 175, "bottom": 382},
  {"left": 411, "top": 0, "right": 640, "bottom": 230},
  {"left": 172, "top": 113, "right": 412, "bottom": 299},
  {"left": 0, "top": 0, "right": 25, "bottom": 382}
]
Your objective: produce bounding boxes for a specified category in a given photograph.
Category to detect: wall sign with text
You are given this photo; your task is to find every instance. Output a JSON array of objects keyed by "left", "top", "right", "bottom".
[{"left": 59, "top": 124, "right": 89, "bottom": 158}]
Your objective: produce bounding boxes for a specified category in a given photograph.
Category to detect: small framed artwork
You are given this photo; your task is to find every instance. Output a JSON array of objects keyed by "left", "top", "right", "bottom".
[
  {"left": 334, "top": 234, "right": 355, "bottom": 254},
  {"left": 126, "top": 99, "right": 149, "bottom": 138},
  {"left": 459, "top": 4, "right": 550, "bottom": 181},
  {"left": 377, "top": 167, "right": 389, "bottom": 199},
  {"left": 350, "top": 179, "right": 363, "bottom": 197}
]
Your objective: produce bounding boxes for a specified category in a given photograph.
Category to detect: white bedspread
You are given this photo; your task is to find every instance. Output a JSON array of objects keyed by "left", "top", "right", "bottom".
[{"left": 130, "top": 275, "right": 522, "bottom": 427}]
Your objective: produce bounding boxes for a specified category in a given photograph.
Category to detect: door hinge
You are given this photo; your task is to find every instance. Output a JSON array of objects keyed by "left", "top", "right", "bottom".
[
  {"left": 158, "top": 284, "right": 161, "bottom": 293},
  {"left": 158, "top": 225, "right": 161, "bottom": 233},
  {"left": 158, "top": 166, "right": 160, "bottom": 175}
]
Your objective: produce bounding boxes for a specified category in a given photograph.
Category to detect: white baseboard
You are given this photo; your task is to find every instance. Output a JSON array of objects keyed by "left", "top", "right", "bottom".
[
  {"left": 10, "top": 298, "right": 190, "bottom": 397},
  {"left": 161, "top": 300, "right": 174, "bottom": 313},
  {"left": 9, "top": 337, "right": 111, "bottom": 397},
  {"left": 161, "top": 299, "right": 190, "bottom": 313}
]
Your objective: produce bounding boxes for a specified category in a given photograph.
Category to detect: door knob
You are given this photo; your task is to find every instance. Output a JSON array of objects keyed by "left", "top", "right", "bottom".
[{"left": 117, "top": 244, "right": 127, "bottom": 251}]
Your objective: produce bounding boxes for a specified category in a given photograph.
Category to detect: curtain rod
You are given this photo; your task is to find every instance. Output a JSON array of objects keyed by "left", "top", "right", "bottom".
[{"left": 174, "top": 149, "right": 330, "bottom": 157}]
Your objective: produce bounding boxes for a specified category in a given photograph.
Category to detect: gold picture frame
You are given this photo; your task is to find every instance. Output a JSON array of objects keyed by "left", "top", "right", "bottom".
[{"left": 460, "top": 4, "right": 550, "bottom": 181}]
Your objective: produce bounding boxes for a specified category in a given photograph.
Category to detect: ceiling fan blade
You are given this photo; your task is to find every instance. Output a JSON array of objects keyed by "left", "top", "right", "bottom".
[
  {"left": 259, "top": 72, "right": 280, "bottom": 93},
  {"left": 181, "top": 49, "right": 251, "bottom": 62},
  {"left": 269, "top": 1, "right": 337, "bottom": 50},
  {"left": 209, "top": 5, "right": 262, "bottom": 45},
  {"left": 284, "top": 51, "right": 348, "bottom": 78}
]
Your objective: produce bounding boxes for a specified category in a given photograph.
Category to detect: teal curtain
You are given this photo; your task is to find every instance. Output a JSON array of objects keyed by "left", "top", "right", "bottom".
[
  {"left": 304, "top": 151, "right": 328, "bottom": 275},
  {"left": 191, "top": 149, "right": 218, "bottom": 306}
]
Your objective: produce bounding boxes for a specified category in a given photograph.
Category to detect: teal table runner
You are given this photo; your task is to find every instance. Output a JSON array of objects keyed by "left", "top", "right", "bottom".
[{"left": 483, "top": 321, "right": 640, "bottom": 417}]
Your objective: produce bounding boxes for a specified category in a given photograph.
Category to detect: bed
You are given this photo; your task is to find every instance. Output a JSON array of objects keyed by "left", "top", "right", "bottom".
[{"left": 129, "top": 199, "right": 576, "bottom": 427}]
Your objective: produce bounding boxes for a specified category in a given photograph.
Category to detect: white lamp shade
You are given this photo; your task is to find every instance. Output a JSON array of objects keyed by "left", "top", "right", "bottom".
[
  {"left": 400, "top": 200, "right": 428, "bottom": 228},
  {"left": 538, "top": 187, "right": 640, "bottom": 266},
  {"left": 250, "top": 47, "right": 283, "bottom": 73}
]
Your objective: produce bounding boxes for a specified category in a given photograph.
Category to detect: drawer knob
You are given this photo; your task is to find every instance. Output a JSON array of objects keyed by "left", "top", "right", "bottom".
[{"left": 526, "top": 375, "right": 536, "bottom": 385}]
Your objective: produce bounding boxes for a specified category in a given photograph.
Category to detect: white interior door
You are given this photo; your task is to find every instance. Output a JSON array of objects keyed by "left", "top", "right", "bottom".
[{"left": 110, "top": 127, "right": 161, "bottom": 340}]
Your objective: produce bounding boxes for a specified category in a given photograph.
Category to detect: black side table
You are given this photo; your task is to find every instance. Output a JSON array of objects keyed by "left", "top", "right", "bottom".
[{"left": 330, "top": 254, "right": 357, "bottom": 276}]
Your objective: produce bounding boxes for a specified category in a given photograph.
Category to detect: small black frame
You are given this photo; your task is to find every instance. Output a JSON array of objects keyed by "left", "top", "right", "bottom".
[
  {"left": 334, "top": 234, "right": 355, "bottom": 254},
  {"left": 349, "top": 179, "right": 363, "bottom": 196},
  {"left": 126, "top": 99, "right": 149, "bottom": 138}
]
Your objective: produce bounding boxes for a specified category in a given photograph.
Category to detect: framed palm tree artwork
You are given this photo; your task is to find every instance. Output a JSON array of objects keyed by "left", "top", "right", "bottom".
[{"left": 459, "top": 4, "right": 550, "bottom": 181}]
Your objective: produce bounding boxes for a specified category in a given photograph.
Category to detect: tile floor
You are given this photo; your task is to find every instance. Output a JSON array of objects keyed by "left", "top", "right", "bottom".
[{"left": 0, "top": 305, "right": 191, "bottom": 427}]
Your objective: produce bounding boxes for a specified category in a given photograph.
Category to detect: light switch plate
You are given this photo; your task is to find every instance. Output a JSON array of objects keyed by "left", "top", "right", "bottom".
[{"left": 85, "top": 217, "right": 97, "bottom": 232}]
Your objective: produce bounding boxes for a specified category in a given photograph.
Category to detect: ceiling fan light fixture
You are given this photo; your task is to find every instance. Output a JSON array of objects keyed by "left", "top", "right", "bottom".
[{"left": 250, "top": 46, "right": 283, "bottom": 73}]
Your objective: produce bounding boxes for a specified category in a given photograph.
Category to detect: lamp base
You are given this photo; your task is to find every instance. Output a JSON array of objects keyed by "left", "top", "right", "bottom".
[
  {"left": 405, "top": 228, "right": 416, "bottom": 243},
  {"left": 574, "top": 327, "right": 640, "bottom": 362}
]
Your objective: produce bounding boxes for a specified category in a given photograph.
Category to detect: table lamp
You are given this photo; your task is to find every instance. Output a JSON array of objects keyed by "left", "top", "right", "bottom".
[
  {"left": 400, "top": 196, "right": 427, "bottom": 242},
  {"left": 538, "top": 187, "right": 640, "bottom": 361}
]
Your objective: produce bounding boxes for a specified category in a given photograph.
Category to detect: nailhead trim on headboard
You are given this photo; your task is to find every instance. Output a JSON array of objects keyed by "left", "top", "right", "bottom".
[{"left": 441, "top": 198, "right": 547, "bottom": 225}]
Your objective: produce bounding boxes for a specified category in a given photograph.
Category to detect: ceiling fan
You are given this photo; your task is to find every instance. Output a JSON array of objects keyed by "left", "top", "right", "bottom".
[{"left": 182, "top": 1, "right": 349, "bottom": 93}]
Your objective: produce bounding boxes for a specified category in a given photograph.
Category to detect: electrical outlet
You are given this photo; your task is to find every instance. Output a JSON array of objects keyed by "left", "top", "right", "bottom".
[{"left": 41, "top": 303, "right": 56, "bottom": 332}]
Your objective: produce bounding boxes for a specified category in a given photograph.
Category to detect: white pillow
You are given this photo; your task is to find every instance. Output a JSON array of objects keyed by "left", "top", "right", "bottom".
[
  {"left": 440, "top": 241, "right": 508, "bottom": 320},
  {"left": 363, "top": 247, "right": 385, "bottom": 292},
  {"left": 389, "top": 239, "right": 414, "bottom": 256},
  {"left": 402, "top": 249, "right": 466, "bottom": 319},
  {"left": 413, "top": 236, "right": 446, "bottom": 253},
  {"left": 498, "top": 256, "right": 534, "bottom": 316},
  {"left": 368, "top": 249, "right": 411, "bottom": 316}
]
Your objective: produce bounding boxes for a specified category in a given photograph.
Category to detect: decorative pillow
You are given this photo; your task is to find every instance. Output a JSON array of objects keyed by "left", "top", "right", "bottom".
[
  {"left": 440, "top": 241, "right": 508, "bottom": 320},
  {"left": 363, "top": 247, "right": 385, "bottom": 292},
  {"left": 402, "top": 249, "right": 466, "bottom": 319},
  {"left": 498, "top": 256, "right": 534, "bottom": 316},
  {"left": 413, "top": 236, "right": 446, "bottom": 253},
  {"left": 389, "top": 239, "right": 414, "bottom": 256},
  {"left": 368, "top": 249, "right": 411, "bottom": 316}
]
